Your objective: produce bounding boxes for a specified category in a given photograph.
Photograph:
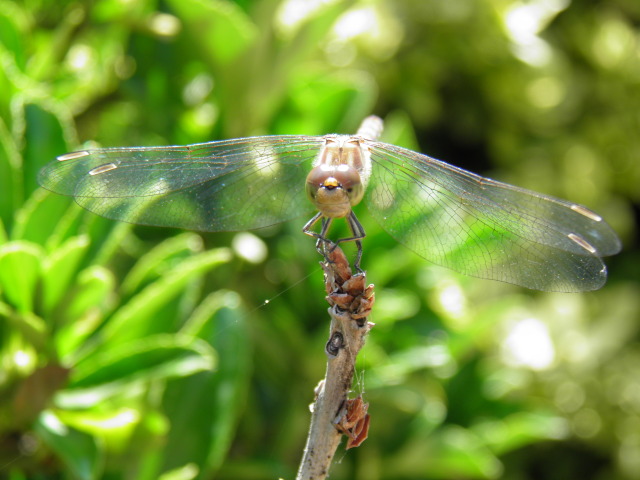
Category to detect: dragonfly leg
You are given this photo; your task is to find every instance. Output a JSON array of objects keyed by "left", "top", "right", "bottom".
[
  {"left": 303, "top": 213, "right": 336, "bottom": 258},
  {"left": 303, "top": 211, "right": 366, "bottom": 272},
  {"left": 317, "top": 217, "right": 336, "bottom": 257},
  {"left": 325, "top": 212, "right": 366, "bottom": 272},
  {"left": 343, "top": 212, "right": 365, "bottom": 272},
  {"left": 302, "top": 211, "right": 323, "bottom": 237},
  {"left": 302, "top": 211, "right": 324, "bottom": 247}
]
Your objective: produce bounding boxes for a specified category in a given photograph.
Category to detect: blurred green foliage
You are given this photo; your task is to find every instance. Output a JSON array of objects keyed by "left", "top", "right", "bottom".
[{"left": 0, "top": 0, "right": 638, "bottom": 479}]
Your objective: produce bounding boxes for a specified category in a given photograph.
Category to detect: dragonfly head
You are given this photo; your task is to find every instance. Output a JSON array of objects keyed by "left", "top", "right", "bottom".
[{"left": 305, "top": 164, "right": 364, "bottom": 218}]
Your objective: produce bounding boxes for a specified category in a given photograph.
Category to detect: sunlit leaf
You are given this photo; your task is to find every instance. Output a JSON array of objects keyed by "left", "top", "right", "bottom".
[
  {"left": 58, "top": 334, "right": 216, "bottom": 408},
  {"left": 121, "top": 232, "right": 204, "bottom": 295},
  {"left": 162, "top": 291, "right": 251, "bottom": 475},
  {"left": 473, "top": 411, "right": 569, "bottom": 454},
  {"left": 35, "top": 410, "right": 103, "bottom": 480},
  {"left": 0, "top": 241, "right": 42, "bottom": 312},
  {"left": 42, "top": 234, "right": 90, "bottom": 314},
  {"left": 95, "top": 248, "right": 231, "bottom": 348},
  {"left": 12, "top": 188, "right": 76, "bottom": 245},
  {"left": 166, "top": 0, "right": 257, "bottom": 65},
  {"left": 386, "top": 425, "right": 503, "bottom": 479},
  {"left": 56, "top": 407, "right": 142, "bottom": 452},
  {"left": 22, "top": 103, "right": 70, "bottom": 196},
  {"left": 0, "top": 115, "right": 21, "bottom": 229},
  {"left": 59, "top": 265, "right": 115, "bottom": 324}
]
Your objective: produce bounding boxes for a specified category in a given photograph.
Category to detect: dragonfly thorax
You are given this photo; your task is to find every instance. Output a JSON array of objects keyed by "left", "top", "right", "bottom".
[{"left": 305, "top": 163, "right": 364, "bottom": 218}]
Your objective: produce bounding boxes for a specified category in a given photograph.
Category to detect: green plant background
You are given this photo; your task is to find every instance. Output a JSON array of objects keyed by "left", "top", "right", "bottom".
[{"left": 1, "top": 0, "right": 638, "bottom": 479}]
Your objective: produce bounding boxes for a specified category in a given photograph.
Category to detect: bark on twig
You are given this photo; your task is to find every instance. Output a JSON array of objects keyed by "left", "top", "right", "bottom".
[{"left": 296, "top": 247, "right": 375, "bottom": 480}]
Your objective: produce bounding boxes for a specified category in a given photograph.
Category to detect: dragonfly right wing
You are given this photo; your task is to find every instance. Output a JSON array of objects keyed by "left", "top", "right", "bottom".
[
  {"left": 39, "top": 136, "right": 323, "bottom": 232},
  {"left": 365, "top": 142, "right": 621, "bottom": 292}
]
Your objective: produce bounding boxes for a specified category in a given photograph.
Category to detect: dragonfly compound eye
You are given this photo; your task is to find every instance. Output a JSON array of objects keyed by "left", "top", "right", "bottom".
[
  {"left": 331, "top": 165, "right": 364, "bottom": 207},
  {"left": 306, "top": 164, "right": 362, "bottom": 218}
]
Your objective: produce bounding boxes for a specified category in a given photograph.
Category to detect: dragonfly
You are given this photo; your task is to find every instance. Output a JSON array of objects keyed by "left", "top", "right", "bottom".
[{"left": 38, "top": 116, "right": 621, "bottom": 292}]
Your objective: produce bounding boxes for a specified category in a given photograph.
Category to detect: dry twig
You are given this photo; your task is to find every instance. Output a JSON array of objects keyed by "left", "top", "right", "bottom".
[{"left": 296, "top": 246, "right": 375, "bottom": 480}]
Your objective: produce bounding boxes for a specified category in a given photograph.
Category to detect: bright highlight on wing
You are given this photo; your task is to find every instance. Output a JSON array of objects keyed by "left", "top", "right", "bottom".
[{"left": 38, "top": 116, "right": 621, "bottom": 292}]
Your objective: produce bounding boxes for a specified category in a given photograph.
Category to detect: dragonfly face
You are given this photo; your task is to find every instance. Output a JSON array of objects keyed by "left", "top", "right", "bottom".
[
  {"left": 38, "top": 115, "right": 621, "bottom": 292},
  {"left": 305, "top": 136, "right": 369, "bottom": 219}
]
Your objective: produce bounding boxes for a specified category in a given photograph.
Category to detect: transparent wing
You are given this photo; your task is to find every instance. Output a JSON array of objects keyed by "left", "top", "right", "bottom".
[
  {"left": 365, "top": 142, "right": 621, "bottom": 292},
  {"left": 38, "top": 136, "right": 324, "bottom": 231}
]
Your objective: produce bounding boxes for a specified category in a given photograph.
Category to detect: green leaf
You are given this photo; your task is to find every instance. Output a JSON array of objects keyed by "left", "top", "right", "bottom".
[
  {"left": 42, "top": 234, "right": 90, "bottom": 314},
  {"left": 58, "top": 335, "right": 216, "bottom": 407},
  {"left": 275, "top": 69, "right": 377, "bottom": 135},
  {"left": 89, "top": 220, "right": 134, "bottom": 266},
  {"left": 159, "top": 463, "right": 199, "bottom": 480},
  {"left": 60, "top": 265, "right": 115, "bottom": 324},
  {"left": 97, "top": 248, "right": 232, "bottom": 347},
  {"left": 12, "top": 188, "right": 78, "bottom": 246},
  {"left": 0, "top": 216, "right": 7, "bottom": 245},
  {"left": 35, "top": 410, "right": 103, "bottom": 480},
  {"left": 381, "top": 110, "right": 421, "bottom": 151},
  {"left": 55, "top": 266, "right": 115, "bottom": 362},
  {"left": 0, "top": 112, "right": 22, "bottom": 229},
  {"left": 121, "top": 232, "right": 204, "bottom": 295},
  {"left": 473, "top": 411, "right": 569, "bottom": 455},
  {"left": 0, "top": 241, "right": 42, "bottom": 312},
  {"left": 56, "top": 407, "right": 143, "bottom": 452},
  {"left": 387, "top": 425, "right": 503, "bottom": 479},
  {"left": 22, "top": 102, "right": 71, "bottom": 197},
  {"left": 162, "top": 291, "right": 251, "bottom": 475},
  {"left": 167, "top": 0, "right": 257, "bottom": 66},
  {"left": 0, "top": 2, "right": 29, "bottom": 70},
  {"left": 5, "top": 310, "right": 48, "bottom": 350}
]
